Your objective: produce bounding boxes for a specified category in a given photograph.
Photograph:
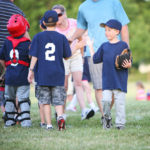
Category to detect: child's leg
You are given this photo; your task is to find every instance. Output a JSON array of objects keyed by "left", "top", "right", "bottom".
[
  {"left": 66, "top": 94, "right": 77, "bottom": 112},
  {"left": 102, "top": 90, "right": 112, "bottom": 129},
  {"left": 39, "top": 103, "right": 45, "bottom": 124},
  {"left": 37, "top": 86, "right": 53, "bottom": 129},
  {"left": 82, "top": 80, "right": 99, "bottom": 112},
  {"left": 52, "top": 86, "right": 66, "bottom": 130},
  {"left": 17, "top": 85, "right": 31, "bottom": 127},
  {"left": 4, "top": 85, "right": 16, "bottom": 126},
  {"left": 43, "top": 104, "right": 51, "bottom": 125},
  {"left": 114, "top": 90, "right": 126, "bottom": 128},
  {"left": 0, "top": 91, "right": 5, "bottom": 113}
]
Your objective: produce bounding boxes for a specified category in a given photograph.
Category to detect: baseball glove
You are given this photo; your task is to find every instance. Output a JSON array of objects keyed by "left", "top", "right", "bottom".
[{"left": 115, "top": 48, "right": 132, "bottom": 69}]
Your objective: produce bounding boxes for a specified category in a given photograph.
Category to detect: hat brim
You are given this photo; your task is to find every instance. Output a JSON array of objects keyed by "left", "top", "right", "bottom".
[{"left": 100, "top": 23, "right": 106, "bottom": 27}]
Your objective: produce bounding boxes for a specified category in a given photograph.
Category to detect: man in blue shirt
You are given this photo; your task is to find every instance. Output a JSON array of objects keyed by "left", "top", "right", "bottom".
[{"left": 69, "top": 0, "right": 130, "bottom": 123}]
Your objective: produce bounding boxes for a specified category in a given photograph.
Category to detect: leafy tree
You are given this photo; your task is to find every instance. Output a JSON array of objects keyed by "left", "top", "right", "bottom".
[{"left": 15, "top": 0, "right": 150, "bottom": 65}]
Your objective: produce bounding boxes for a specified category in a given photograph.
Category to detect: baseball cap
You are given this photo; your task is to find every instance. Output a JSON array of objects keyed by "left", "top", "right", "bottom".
[
  {"left": 43, "top": 10, "right": 58, "bottom": 23},
  {"left": 100, "top": 19, "right": 122, "bottom": 31},
  {"left": 40, "top": 17, "right": 46, "bottom": 29}
]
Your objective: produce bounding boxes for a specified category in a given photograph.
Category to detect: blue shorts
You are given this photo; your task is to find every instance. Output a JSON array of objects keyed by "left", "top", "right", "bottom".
[{"left": 82, "top": 57, "right": 91, "bottom": 82}]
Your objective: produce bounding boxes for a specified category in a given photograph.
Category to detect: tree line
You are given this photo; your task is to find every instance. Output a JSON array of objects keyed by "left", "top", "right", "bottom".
[{"left": 15, "top": 0, "right": 150, "bottom": 66}]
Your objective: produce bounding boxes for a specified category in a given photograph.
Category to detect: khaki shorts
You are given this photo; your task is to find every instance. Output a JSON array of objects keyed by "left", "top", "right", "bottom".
[
  {"left": 87, "top": 57, "right": 102, "bottom": 90},
  {"left": 64, "top": 53, "right": 83, "bottom": 75}
]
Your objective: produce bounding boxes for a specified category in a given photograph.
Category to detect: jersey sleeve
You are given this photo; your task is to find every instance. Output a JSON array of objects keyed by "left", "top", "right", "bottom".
[
  {"left": 77, "top": 6, "right": 87, "bottom": 30},
  {"left": 93, "top": 44, "right": 104, "bottom": 64},
  {"left": 114, "top": 0, "right": 130, "bottom": 26},
  {"left": 63, "top": 36, "right": 72, "bottom": 59},
  {"left": 29, "top": 35, "right": 38, "bottom": 57}
]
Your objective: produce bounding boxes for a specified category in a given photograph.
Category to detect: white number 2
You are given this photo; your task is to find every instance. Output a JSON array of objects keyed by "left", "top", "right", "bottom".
[{"left": 45, "top": 43, "right": 55, "bottom": 61}]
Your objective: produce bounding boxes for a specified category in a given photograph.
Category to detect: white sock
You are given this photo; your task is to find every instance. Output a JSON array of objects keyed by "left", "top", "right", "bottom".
[
  {"left": 89, "top": 102, "right": 96, "bottom": 109},
  {"left": 69, "top": 94, "right": 77, "bottom": 107},
  {"left": 82, "top": 108, "right": 88, "bottom": 114},
  {"left": 47, "top": 124, "right": 53, "bottom": 128}
]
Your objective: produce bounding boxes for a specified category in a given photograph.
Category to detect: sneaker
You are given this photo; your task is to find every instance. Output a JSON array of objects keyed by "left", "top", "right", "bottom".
[
  {"left": 40, "top": 123, "right": 46, "bottom": 128},
  {"left": 81, "top": 108, "right": 95, "bottom": 120},
  {"left": 116, "top": 126, "right": 125, "bottom": 130},
  {"left": 46, "top": 125, "right": 53, "bottom": 130},
  {"left": 57, "top": 116, "right": 65, "bottom": 131},
  {"left": 4, "top": 121, "right": 16, "bottom": 128},
  {"left": 55, "top": 112, "right": 57, "bottom": 121},
  {"left": 93, "top": 107, "right": 99, "bottom": 113},
  {"left": 103, "top": 117, "right": 112, "bottom": 129},
  {"left": 101, "top": 116, "right": 104, "bottom": 125},
  {"left": 66, "top": 106, "right": 76, "bottom": 112},
  {"left": 62, "top": 114, "right": 67, "bottom": 121}
]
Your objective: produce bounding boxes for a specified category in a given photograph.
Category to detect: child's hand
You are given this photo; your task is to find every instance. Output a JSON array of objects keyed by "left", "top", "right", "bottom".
[
  {"left": 86, "top": 36, "right": 93, "bottom": 48},
  {"left": 86, "top": 36, "right": 95, "bottom": 56},
  {"left": 28, "top": 70, "right": 34, "bottom": 83},
  {"left": 122, "top": 59, "right": 132, "bottom": 68}
]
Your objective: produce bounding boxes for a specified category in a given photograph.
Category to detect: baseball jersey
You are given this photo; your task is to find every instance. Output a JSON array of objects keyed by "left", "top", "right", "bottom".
[
  {"left": 0, "top": 39, "right": 31, "bottom": 86},
  {"left": 93, "top": 41, "right": 129, "bottom": 92},
  {"left": 77, "top": 0, "right": 130, "bottom": 56},
  {"left": 29, "top": 31, "right": 71, "bottom": 86},
  {"left": 55, "top": 18, "right": 81, "bottom": 58}
]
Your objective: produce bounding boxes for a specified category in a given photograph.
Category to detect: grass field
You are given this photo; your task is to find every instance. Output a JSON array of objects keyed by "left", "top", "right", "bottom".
[{"left": 0, "top": 78, "right": 150, "bottom": 150}]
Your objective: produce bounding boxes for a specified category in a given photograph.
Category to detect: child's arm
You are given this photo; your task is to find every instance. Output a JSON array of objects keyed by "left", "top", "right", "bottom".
[
  {"left": 86, "top": 36, "right": 95, "bottom": 57},
  {"left": 70, "top": 37, "right": 86, "bottom": 55},
  {"left": 0, "top": 60, "right": 5, "bottom": 79},
  {"left": 28, "top": 56, "right": 37, "bottom": 83}
]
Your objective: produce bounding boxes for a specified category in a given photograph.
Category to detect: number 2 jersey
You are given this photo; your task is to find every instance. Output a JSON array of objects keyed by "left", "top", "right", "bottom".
[{"left": 30, "top": 31, "right": 72, "bottom": 86}]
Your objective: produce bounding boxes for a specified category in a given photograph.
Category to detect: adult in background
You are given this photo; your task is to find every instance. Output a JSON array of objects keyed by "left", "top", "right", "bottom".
[
  {"left": 52, "top": 4, "right": 95, "bottom": 120},
  {"left": 69, "top": 0, "right": 130, "bottom": 123}
]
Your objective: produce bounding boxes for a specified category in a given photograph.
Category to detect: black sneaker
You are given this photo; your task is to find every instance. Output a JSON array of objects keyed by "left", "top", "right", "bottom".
[
  {"left": 40, "top": 123, "right": 46, "bottom": 128},
  {"left": 116, "top": 126, "right": 125, "bottom": 130},
  {"left": 103, "top": 117, "right": 112, "bottom": 129}
]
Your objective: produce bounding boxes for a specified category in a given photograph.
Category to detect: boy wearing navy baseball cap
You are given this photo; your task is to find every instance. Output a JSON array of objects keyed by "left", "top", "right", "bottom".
[
  {"left": 88, "top": 19, "right": 132, "bottom": 130},
  {"left": 28, "top": 10, "right": 71, "bottom": 131}
]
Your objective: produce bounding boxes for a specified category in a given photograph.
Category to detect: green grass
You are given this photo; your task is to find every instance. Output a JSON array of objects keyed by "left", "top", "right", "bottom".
[{"left": 0, "top": 80, "right": 150, "bottom": 150}]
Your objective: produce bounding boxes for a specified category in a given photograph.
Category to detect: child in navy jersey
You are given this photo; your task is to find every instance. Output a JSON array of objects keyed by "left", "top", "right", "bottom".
[
  {"left": 89, "top": 19, "right": 132, "bottom": 130},
  {"left": 28, "top": 10, "right": 71, "bottom": 131},
  {"left": 0, "top": 14, "right": 31, "bottom": 127}
]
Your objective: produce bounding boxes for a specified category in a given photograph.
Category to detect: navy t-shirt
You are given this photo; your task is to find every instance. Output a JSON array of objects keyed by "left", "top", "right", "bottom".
[
  {"left": 93, "top": 41, "right": 129, "bottom": 93},
  {"left": 0, "top": 39, "right": 31, "bottom": 86},
  {"left": 30, "top": 31, "right": 71, "bottom": 86}
]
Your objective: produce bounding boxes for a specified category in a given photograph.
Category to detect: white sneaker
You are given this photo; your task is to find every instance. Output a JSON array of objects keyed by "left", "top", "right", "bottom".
[
  {"left": 81, "top": 108, "right": 95, "bottom": 120},
  {"left": 62, "top": 114, "right": 67, "bottom": 121},
  {"left": 66, "top": 106, "right": 76, "bottom": 112},
  {"left": 93, "top": 107, "right": 99, "bottom": 113}
]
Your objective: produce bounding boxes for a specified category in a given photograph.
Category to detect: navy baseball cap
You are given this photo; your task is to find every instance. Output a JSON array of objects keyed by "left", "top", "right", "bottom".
[
  {"left": 43, "top": 10, "right": 58, "bottom": 23},
  {"left": 40, "top": 17, "right": 46, "bottom": 29},
  {"left": 100, "top": 19, "right": 122, "bottom": 31}
]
